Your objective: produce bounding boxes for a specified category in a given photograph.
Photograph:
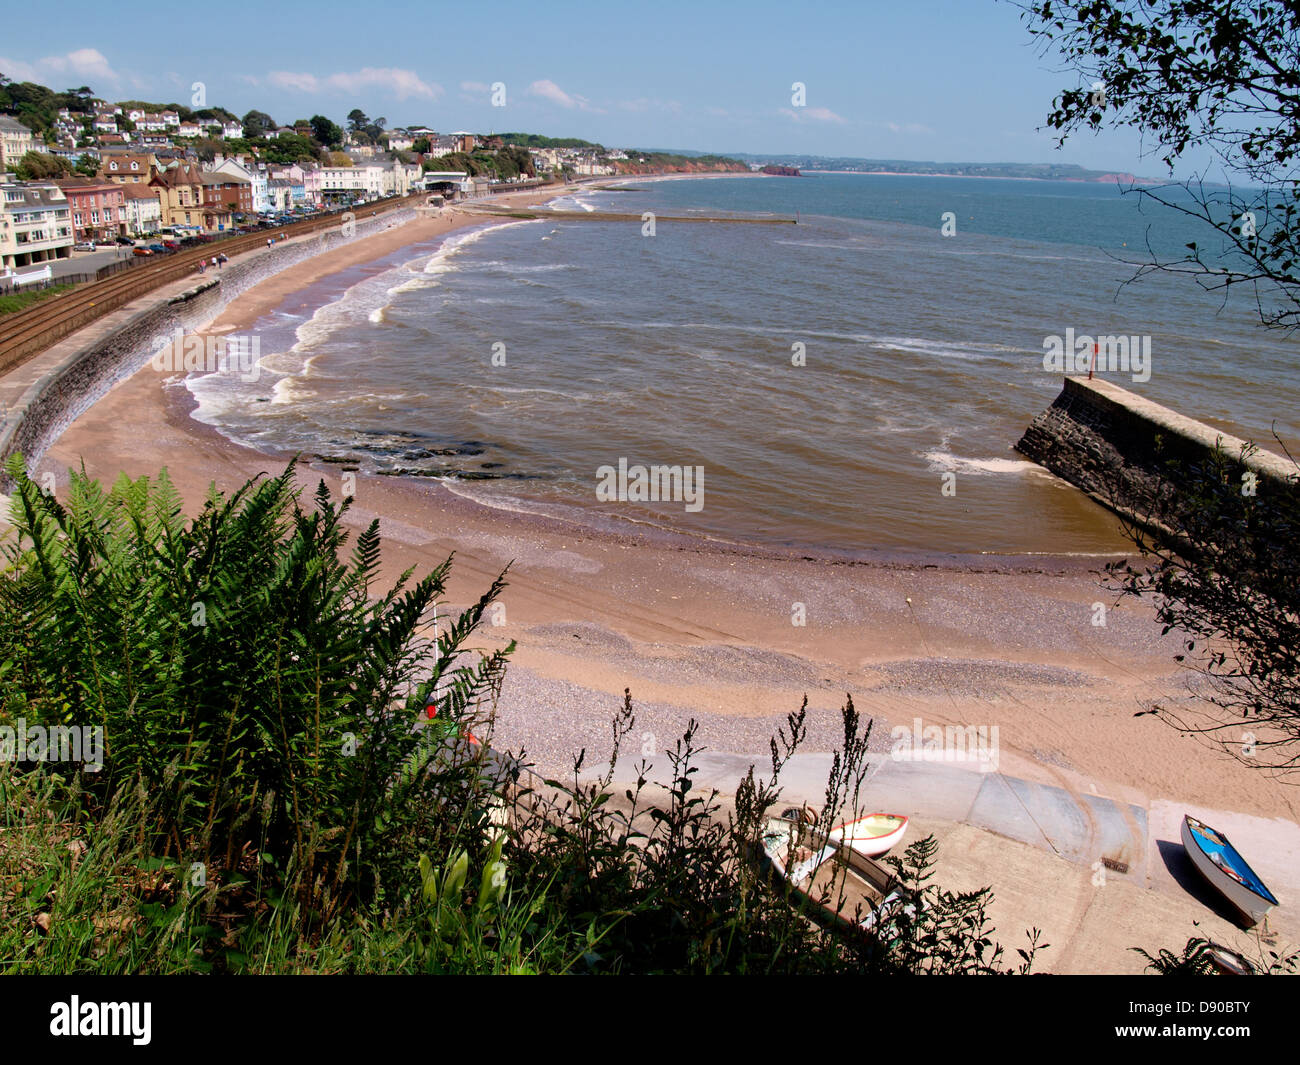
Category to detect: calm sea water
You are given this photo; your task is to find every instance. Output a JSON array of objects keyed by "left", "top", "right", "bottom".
[{"left": 188, "top": 173, "right": 1299, "bottom": 555}]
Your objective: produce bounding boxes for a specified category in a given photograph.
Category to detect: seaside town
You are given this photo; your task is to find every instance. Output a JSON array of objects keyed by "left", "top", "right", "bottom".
[{"left": 0, "top": 78, "right": 747, "bottom": 281}]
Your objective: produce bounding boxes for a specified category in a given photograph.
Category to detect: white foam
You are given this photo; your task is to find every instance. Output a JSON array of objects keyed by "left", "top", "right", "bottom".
[{"left": 922, "top": 451, "right": 1043, "bottom": 475}]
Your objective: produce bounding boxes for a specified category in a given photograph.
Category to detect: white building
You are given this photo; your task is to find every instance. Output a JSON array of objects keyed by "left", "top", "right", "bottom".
[
  {"left": 266, "top": 178, "right": 293, "bottom": 213},
  {"left": 317, "top": 162, "right": 405, "bottom": 201},
  {"left": 0, "top": 182, "right": 74, "bottom": 270},
  {"left": 0, "top": 116, "right": 37, "bottom": 172},
  {"left": 120, "top": 183, "right": 162, "bottom": 236}
]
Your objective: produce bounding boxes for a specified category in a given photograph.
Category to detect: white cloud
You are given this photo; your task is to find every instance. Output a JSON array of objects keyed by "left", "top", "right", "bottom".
[
  {"left": 268, "top": 67, "right": 441, "bottom": 101},
  {"left": 779, "top": 106, "right": 846, "bottom": 124},
  {"left": 328, "top": 68, "right": 439, "bottom": 100},
  {"left": 460, "top": 80, "right": 490, "bottom": 93},
  {"left": 0, "top": 57, "right": 39, "bottom": 82},
  {"left": 528, "top": 79, "right": 602, "bottom": 113},
  {"left": 529, "top": 79, "right": 577, "bottom": 107},
  {"left": 1, "top": 48, "right": 119, "bottom": 86},
  {"left": 42, "top": 48, "right": 119, "bottom": 83},
  {"left": 267, "top": 70, "right": 320, "bottom": 93}
]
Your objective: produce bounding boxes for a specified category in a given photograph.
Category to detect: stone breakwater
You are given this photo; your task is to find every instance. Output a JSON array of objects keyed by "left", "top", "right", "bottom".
[
  {"left": 0, "top": 209, "right": 415, "bottom": 486},
  {"left": 1016, "top": 375, "right": 1297, "bottom": 531}
]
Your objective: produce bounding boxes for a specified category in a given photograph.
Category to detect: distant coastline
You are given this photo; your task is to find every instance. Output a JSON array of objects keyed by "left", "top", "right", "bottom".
[{"left": 803, "top": 168, "right": 1149, "bottom": 184}]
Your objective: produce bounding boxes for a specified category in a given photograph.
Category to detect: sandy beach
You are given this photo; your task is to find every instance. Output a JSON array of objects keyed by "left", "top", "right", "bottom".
[{"left": 32, "top": 181, "right": 1300, "bottom": 971}]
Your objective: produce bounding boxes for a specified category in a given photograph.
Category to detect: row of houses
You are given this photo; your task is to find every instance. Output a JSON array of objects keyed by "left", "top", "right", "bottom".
[{"left": 1, "top": 146, "right": 430, "bottom": 268}]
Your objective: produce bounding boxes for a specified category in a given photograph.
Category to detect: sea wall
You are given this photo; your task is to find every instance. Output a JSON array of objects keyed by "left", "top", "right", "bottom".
[
  {"left": 1015, "top": 375, "right": 1297, "bottom": 529},
  {"left": 0, "top": 208, "right": 415, "bottom": 482}
]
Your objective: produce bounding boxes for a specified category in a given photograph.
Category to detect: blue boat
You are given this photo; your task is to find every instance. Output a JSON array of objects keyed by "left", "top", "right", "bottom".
[{"left": 1181, "top": 815, "right": 1279, "bottom": 925}]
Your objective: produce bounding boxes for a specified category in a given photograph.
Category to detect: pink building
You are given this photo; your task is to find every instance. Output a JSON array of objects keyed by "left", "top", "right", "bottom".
[{"left": 54, "top": 179, "right": 127, "bottom": 241}]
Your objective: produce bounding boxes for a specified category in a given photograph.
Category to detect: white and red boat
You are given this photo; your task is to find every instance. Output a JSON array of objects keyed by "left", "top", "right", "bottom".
[{"left": 827, "top": 813, "right": 908, "bottom": 858}]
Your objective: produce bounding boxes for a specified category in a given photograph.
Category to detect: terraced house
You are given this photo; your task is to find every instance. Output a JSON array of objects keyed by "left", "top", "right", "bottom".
[
  {"left": 200, "top": 172, "right": 251, "bottom": 227},
  {"left": 120, "top": 183, "right": 162, "bottom": 237},
  {"left": 101, "top": 152, "right": 161, "bottom": 184},
  {"left": 149, "top": 162, "right": 206, "bottom": 231},
  {"left": 54, "top": 177, "right": 126, "bottom": 242},
  {"left": 0, "top": 182, "right": 74, "bottom": 269}
]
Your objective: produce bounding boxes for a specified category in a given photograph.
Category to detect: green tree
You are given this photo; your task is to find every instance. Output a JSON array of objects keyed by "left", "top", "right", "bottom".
[
  {"left": 309, "top": 114, "right": 343, "bottom": 148},
  {"left": 13, "top": 150, "right": 71, "bottom": 180},
  {"left": 241, "top": 109, "right": 275, "bottom": 139}
]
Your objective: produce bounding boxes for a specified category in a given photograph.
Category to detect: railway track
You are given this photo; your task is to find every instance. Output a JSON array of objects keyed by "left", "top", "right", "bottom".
[{"left": 0, "top": 192, "right": 425, "bottom": 375}]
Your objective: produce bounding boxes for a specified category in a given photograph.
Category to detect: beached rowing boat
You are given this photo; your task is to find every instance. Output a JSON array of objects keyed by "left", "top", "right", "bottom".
[
  {"left": 1181, "top": 815, "right": 1279, "bottom": 926},
  {"left": 827, "top": 813, "right": 908, "bottom": 857},
  {"left": 759, "top": 815, "right": 914, "bottom": 936}
]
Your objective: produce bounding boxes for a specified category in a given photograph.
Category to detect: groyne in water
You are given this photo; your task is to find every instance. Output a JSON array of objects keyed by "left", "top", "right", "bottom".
[{"left": 1016, "top": 375, "right": 1297, "bottom": 533}]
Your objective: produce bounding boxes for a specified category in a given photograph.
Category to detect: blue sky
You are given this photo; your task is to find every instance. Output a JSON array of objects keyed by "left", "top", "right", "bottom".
[{"left": 0, "top": 0, "right": 1212, "bottom": 177}]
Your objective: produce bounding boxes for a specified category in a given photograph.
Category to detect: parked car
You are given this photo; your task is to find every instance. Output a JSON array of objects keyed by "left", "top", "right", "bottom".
[
  {"left": 132, "top": 247, "right": 153, "bottom": 256},
  {"left": 94, "top": 239, "right": 117, "bottom": 247},
  {"left": 162, "top": 240, "right": 181, "bottom": 250},
  {"left": 115, "top": 235, "right": 134, "bottom": 245},
  {"left": 147, "top": 243, "right": 167, "bottom": 253},
  {"left": 73, "top": 241, "right": 95, "bottom": 251}
]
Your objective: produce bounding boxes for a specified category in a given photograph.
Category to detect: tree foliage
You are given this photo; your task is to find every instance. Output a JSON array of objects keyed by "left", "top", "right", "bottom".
[
  {"left": 1105, "top": 442, "right": 1300, "bottom": 774},
  {"left": 13, "top": 150, "right": 71, "bottom": 180},
  {"left": 1020, "top": 0, "right": 1300, "bottom": 329},
  {"left": 310, "top": 114, "right": 344, "bottom": 149},
  {"left": 241, "top": 109, "right": 275, "bottom": 139}
]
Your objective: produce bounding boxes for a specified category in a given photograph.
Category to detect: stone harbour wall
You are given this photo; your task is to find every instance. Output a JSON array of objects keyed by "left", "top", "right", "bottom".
[{"left": 1016, "top": 375, "right": 1297, "bottom": 530}]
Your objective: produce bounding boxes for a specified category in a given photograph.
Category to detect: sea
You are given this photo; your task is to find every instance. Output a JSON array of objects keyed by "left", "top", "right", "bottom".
[{"left": 186, "top": 172, "right": 1299, "bottom": 556}]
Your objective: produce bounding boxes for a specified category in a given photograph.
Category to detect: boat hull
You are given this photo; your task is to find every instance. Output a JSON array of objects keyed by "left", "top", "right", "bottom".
[
  {"left": 829, "top": 813, "right": 908, "bottom": 857},
  {"left": 1181, "top": 816, "right": 1278, "bottom": 926},
  {"left": 759, "top": 817, "right": 910, "bottom": 937}
]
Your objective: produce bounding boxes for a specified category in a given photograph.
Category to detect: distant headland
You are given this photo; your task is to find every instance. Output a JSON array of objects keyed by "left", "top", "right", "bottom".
[{"left": 728, "top": 153, "right": 1153, "bottom": 184}]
